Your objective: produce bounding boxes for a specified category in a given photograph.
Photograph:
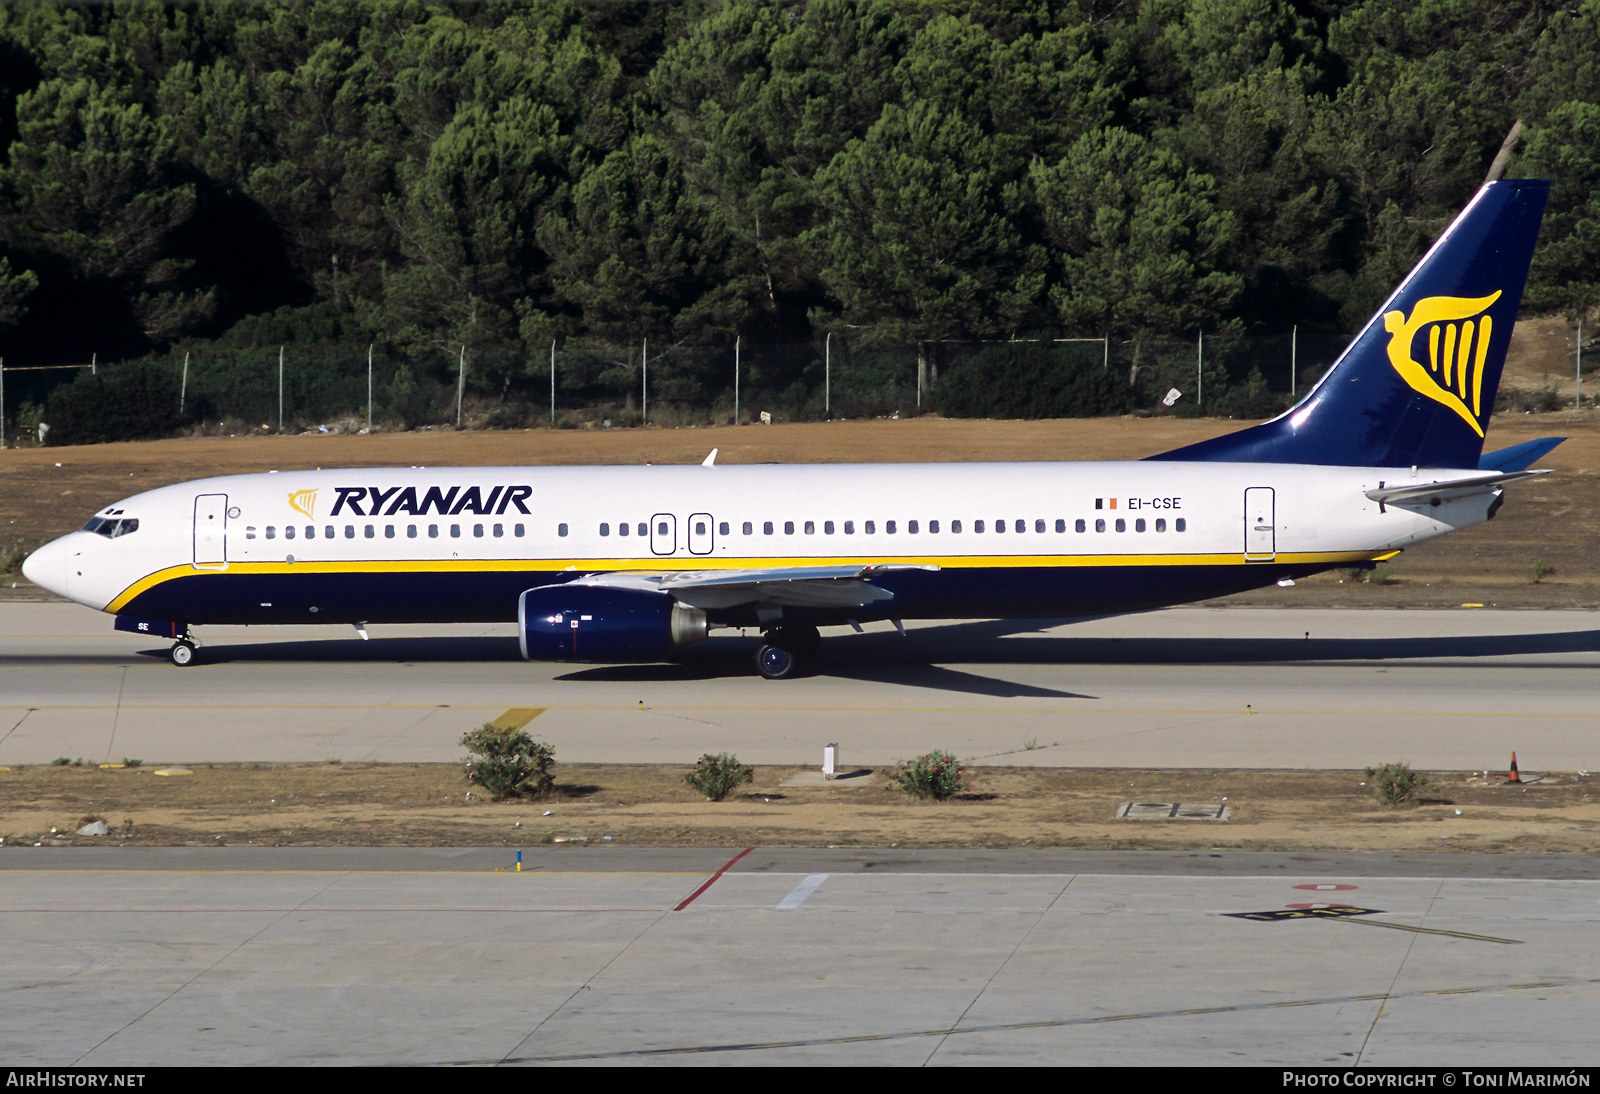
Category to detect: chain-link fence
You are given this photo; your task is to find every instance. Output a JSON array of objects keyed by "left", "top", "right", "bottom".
[{"left": 5, "top": 326, "right": 1594, "bottom": 447}]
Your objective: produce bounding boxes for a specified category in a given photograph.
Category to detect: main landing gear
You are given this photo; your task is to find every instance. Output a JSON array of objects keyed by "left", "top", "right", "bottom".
[{"left": 754, "top": 624, "right": 820, "bottom": 680}]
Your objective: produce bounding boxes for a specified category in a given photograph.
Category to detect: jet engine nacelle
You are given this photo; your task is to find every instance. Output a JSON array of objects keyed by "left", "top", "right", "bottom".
[{"left": 518, "top": 584, "right": 708, "bottom": 663}]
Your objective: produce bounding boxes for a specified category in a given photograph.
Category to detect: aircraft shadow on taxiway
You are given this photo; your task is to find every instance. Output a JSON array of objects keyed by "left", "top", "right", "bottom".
[{"left": 115, "top": 618, "right": 1600, "bottom": 697}]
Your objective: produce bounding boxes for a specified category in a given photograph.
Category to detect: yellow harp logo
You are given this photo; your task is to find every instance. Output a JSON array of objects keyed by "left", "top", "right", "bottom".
[
  {"left": 288, "top": 488, "right": 318, "bottom": 520},
  {"left": 1382, "top": 292, "right": 1501, "bottom": 437}
]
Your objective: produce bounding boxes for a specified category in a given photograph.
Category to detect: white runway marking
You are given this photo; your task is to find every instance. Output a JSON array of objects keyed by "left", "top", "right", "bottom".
[{"left": 776, "top": 873, "right": 829, "bottom": 910}]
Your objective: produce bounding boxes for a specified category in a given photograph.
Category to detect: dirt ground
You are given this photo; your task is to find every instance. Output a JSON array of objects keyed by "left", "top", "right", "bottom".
[
  {"left": 3, "top": 342, "right": 1597, "bottom": 852},
  {"left": 4, "top": 762, "right": 1596, "bottom": 854}
]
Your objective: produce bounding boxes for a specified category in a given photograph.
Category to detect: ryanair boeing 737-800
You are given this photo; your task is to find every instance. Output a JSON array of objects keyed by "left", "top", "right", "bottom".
[{"left": 23, "top": 180, "right": 1561, "bottom": 678}]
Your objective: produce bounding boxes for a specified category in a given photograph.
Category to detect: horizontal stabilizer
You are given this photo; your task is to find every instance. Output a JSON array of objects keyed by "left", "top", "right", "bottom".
[
  {"left": 1478, "top": 437, "right": 1565, "bottom": 472},
  {"left": 1364, "top": 470, "right": 1547, "bottom": 505}
]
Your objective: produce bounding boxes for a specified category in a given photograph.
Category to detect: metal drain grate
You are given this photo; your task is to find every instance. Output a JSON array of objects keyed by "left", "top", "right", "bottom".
[{"left": 1115, "top": 801, "right": 1231, "bottom": 821}]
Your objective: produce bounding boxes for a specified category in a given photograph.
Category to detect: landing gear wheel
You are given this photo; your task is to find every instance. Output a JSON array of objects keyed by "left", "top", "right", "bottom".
[
  {"left": 755, "top": 642, "right": 798, "bottom": 680},
  {"left": 169, "top": 640, "right": 197, "bottom": 667}
]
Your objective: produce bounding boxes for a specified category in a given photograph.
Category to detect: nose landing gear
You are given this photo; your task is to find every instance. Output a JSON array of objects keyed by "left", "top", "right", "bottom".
[{"left": 169, "top": 636, "right": 200, "bottom": 666}]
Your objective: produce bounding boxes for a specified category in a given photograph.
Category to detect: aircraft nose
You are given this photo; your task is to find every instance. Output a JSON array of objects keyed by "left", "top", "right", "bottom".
[{"left": 20, "top": 535, "right": 70, "bottom": 598}]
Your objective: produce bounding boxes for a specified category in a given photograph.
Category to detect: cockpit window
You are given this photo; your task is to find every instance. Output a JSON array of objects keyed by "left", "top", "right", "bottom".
[{"left": 82, "top": 517, "right": 139, "bottom": 538}]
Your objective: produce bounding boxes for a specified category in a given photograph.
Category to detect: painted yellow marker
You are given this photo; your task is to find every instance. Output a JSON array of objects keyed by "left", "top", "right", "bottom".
[{"left": 488, "top": 707, "right": 544, "bottom": 730}]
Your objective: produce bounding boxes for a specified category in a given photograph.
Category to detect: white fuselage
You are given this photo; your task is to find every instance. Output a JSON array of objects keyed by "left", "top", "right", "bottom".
[{"left": 25, "top": 459, "right": 1498, "bottom": 630}]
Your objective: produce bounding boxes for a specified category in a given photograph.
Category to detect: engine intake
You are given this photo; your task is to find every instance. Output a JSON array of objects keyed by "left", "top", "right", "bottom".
[{"left": 518, "top": 584, "right": 708, "bottom": 663}]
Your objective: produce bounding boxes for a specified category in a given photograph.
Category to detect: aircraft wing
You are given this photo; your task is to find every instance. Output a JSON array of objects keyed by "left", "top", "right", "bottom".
[{"left": 577, "top": 564, "right": 939, "bottom": 610}]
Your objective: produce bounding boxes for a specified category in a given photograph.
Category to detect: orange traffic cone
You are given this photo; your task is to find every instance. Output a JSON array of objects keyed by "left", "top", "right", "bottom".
[{"left": 1506, "top": 752, "right": 1522, "bottom": 784}]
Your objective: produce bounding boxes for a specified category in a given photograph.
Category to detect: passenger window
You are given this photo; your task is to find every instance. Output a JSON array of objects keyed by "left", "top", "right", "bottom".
[
  {"left": 1115, "top": 519, "right": 1126, "bottom": 532},
  {"left": 1055, "top": 519, "right": 1066, "bottom": 533},
  {"left": 1135, "top": 518, "right": 1146, "bottom": 532},
  {"left": 1176, "top": 518, "right": 1187, "bottom": 532},
  {"left": 1036, "top": 520, "right": 1046, "bottom": 533},
  {"left": 975, "top": 520, "right": 984, "bottom": 533},
  {"left": 952, "top": 520, "right": 962, "bottom": 533},
  {"left": 407, "top": 525, "right": 417, "bottom": 539},
  {"left": 865, "top": 521, "right": 876, "bottom": 534},
  {"left": 908, "top": 520, "right": 918, "bottom": 534},
  {"left": 929, "top": 520, "right": 939, "bottom": 533},
  {"left": 514, "top": 524, "right": 525, "bottom": 537},
  {"left": 784, "top": 521, "right": 795, "bottom": 535},
  {"left": 1095, "top": 519, "right": 1106, "bottom": 532},
  {"left": 886, "top": 520, "right": 896, "bottom": 534},
  {"left": 1075, "top": 519, "right": 1086, "bottom": 533},
  {"left": 285, "top": 526, "right": 296, "bottom": 540},
  {"left": 1155, "top": 518, "right": 1166, "bottom": 532},
  {"left": 743, "top": 522, "right": 753, "bottom": 535},
  {"left": 493, "top": 524, "right": 503, "bottom": 537},
  {"left": 995, "top": 520, "right": 1005, "bottom": 534},
  {"left": 474, "top": 524, "right": 484, "bottom": 538},
  {"left": 824, "top": 521, "right": 834, "bottom": 534},
  {"left": 764, "top": 522, "right": 774, "bottom": 535},
  {"left": 365, "top": 525, "right": 375, "bottom": 539},
  {"left": 619, "top": 522, "right": 630, "bottom": 536},
  {"left": 265, "top": 526, "right": 275, "bottom": 540},
  {"left": 345, "top": 525, "right": 355, "bottom": 539},
  {"left": 325, "top": 525, "right": 335, "bottom": 538},
  {"left": 428, "top": 525, "right": 439, "bottom": 538},
  {"left": 1016, "top": 520, "right": 1026, "bottom": 533},
  {"left": 637, "top": 523, "right": 647, "bottom": 536},
  {"left": 803, "top": 521, "right": 814, "bottom": 534},
  {"left": 844, "top": 520, "right": 855, "bottom": 534},
  {"left": 245, "top": 526, "right": 257, "bottom": 540},
  {"left": 558, "top": 523, "right": 569, "bottom": 537},
  {"left": 719, "top": 522, "right": 729, "bottom": 536},
  {"left": 657, "top": 521, "right": 668, "bottom": 536},
  {"left": 306, "top": 526, "right": 315, "bottom": 539},
  {"left": 600, "top": 523, "right": 610, "bottom": 537}
]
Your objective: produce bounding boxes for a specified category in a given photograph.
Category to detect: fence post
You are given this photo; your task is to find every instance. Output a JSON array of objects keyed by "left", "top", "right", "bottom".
[
  {"left": 1, "top": 356, "right": 5, "bottom": 448},
  {"left": 1579, "top": 319, "right": 1584, "bottom": 410},
  {"left": 180, "top": 351, "right": 188, "bottom": 416},
  {"left": 734, "top": 335, "right": 740, "bottom": 425},
  {"left": 367, "top": 344, "right": 373, "bottom": 433},
  {"left": 550, "top": 339, "right": 556, "bottom": 423},
  {"left": 456, "top": 345, "right": 465, "bottom": 428},
  {"left": 1196, "top": 332, "right": 1203, "bottom": 410},
  {"left": 277, "top": 345, "right": 283, "bottom": 432},
  {"left": 1291, "top": 325, "right": 1297, "bottom": 399},
  {"left": 642, "top": 338, "right": 648, "bottom": 423},
  {"left": 825, "top": 332, "right": 830, "bottom": 418}
]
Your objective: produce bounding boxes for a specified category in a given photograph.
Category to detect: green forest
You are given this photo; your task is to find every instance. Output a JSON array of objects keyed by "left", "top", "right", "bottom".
[{"left": 1, "top": 0, "right": 1597, "bottom": 440}]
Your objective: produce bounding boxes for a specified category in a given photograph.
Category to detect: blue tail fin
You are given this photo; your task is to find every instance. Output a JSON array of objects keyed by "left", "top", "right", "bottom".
[{"left": 1151, "top": 180, "right": 1549, "bottom": 468}]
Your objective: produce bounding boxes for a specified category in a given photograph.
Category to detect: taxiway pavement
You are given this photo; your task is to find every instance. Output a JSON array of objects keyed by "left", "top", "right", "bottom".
[
  {"left": 1, "top": 602, "right": 1596, "bottom": 771},
  {"left": 2, "top": 848, "right": 1597, "bottom": 1067}
]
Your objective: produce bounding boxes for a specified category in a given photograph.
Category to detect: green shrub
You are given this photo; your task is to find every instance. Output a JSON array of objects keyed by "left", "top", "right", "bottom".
[
  {"left": 684, "top": 752, "right": 752, "bottom": 801},
  {"left": 1528, "top": 558, "right": 1555, "bottom": 583},
  {"left": 935, "top": 343, "right": 1132, "bottom": 419},
  {"left": 460, "top": 725, "right": 555, "bottom": 800},
  {"left": 888, "top": 751, "right": 968, "bottom": 801},
  {"left": 1364, "top": 762, "right": 1432, "bottom": 806},
  {"left": 46, "top": 362, "right": 182, "bottom": 445}
]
